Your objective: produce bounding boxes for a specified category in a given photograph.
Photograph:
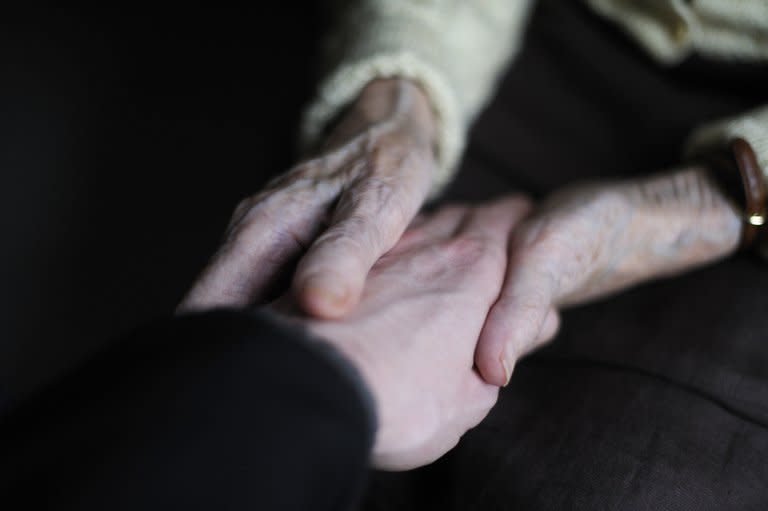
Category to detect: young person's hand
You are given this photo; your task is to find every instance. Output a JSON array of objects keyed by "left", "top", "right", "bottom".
[{"left": 287, "top": 197, "right": 531, "bottom": 470}]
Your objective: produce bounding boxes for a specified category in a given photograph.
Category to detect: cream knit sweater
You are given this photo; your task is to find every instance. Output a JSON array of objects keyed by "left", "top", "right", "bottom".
[{"left": 300, "top": 0, "right": 768, "bottom": 193}]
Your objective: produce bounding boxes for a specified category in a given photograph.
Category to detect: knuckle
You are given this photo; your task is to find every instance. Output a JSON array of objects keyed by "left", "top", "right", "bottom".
[
  {"left": 508, "top": 194, "right": 534, "bottom": 212},
  {"left": 481, "top": 241, "right": 508, "bottom": 274},
  {"left": 445, "top": 236, "right": 487, "bottom": 266},
  {"left": 336, "top": 193, "right": 405, "bottom": 245},
  {"left": 232, "top": 196, "right": 255, "bottom": 219},
  {"left": 269, "top": 162, "right": 312, "bottom": 184},
  {"left": 514, "top": 227, "right": 563, "bottom": 269},
  {"left": 354, "top": 174, "right": 399, "bottom": 208},
  {"left": 238, "top": 202, "right": 274, "bottom": 229},
  {"left": 464, "top": 239, "right": 508, "bottom": 285},
  {"left": 231, "top": 188, "right": 280, "bottom": 222},
  {"left": 262, "top": 172, "right": 293, "bottom": 192},
  {"left": 541, "top": 315, "right": 562, "bottom": 344},
  {"left": 264, "top": 159, "right": 342, "bottom": 195},
  {"left": 399, "top": 242, "right": 467, "bottom": 285},
  {"left": 225, "top": 206, "right": 282, "bottom": 249},
  {"left": 259, "top": 229, "right": 304, "bottom": 267},
  {"left": 517, "top": 219, "right": 559, "bottom": 250},
  {"left": 224, "top": 199, "right": 263, "bottom": 243},
  {"left": 366, "top": 140, "right": 402, "bottom": 169},
  {"left": 549, "top": 310, "right": 562, "bottom": 332},
  {"left": 438, "top": 204, "right": 468, "bottom": 218}
]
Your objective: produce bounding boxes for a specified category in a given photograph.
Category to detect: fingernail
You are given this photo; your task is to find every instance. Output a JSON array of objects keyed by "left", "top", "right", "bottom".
[
  {"left": 302, "top": 275, "right": 349, "bottom": 309},
  {"left": 501, "top": 358, "right": 514, "bottom": 387}
]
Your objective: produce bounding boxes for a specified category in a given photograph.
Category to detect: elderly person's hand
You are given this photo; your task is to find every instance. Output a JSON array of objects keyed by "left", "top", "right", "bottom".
[
  {"left": 179, "top": 78, "right": 438, "bottom": 317},
  {"left": 474, "top": 167, "right": 743, "bottom": 386},
  {"left": 280, "top": 197, "right": 531, "bottom": 470}
]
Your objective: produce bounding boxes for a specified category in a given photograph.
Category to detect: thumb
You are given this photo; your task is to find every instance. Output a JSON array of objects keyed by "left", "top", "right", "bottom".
[
  {"left": 293, "top": 179, "right": 424, "bottom": 318},
  {"left": 475, "top": 259, "right": 556, "bottom": 386},
  {"left": 178, "top": 180, "right": 339, "bottom": 313}
]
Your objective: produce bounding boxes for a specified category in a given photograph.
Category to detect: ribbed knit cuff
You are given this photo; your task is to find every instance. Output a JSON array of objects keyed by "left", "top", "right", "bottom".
[
  {"left": 685, "top": 106, "right": 768, "bottom": 258},
  {"left": 685, "top": 106, "right": 768, "bottom": 182}
]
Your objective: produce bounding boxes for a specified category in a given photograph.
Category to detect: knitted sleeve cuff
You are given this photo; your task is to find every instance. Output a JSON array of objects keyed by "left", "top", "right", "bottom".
[
  {"left": 685, "top": 105, "right": 768, "bottom": 257},
  {"left": 298, "top": 52, "right": 464, "bottom": 197},
  {"left": 685, "top": 105, "right": 768, "bottom": 182}
]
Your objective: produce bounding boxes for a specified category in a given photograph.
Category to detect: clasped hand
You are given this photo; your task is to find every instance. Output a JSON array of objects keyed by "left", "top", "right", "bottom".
[{"left": 178, "top": 79, "right": 740, "bottom": 470}]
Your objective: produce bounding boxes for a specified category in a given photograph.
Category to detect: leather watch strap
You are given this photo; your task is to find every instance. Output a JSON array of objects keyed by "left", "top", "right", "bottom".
[
  {"left": 701, "top": 137, "right": 767, "bottom": 250},
  {"left": 731, "top": 138, "right": 767, "bottom": 249}
]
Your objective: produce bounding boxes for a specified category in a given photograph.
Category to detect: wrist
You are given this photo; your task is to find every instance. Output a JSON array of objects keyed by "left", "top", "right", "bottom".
[
  {"left": 551, "top": 173, "right": 741, "bottom": 306},
  {"left": 624, "top": 167, "right": 741, "bottom": 273},
  {"left": 306, "top": 321, "right": 382, "bottom": 406},
  {"left": 326, "top": 78, "right": 438, "bottom": 153},
  {"left": 699, "top": 138, "right": 767, "bottom": 250}
]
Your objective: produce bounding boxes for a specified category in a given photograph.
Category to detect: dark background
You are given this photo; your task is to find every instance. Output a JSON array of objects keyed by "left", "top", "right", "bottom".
[
  {"left": 3, "top": 3, "right": 766, "bottom": 406},
  {"left": 4, "top": 5, "right": 768, "bottom": 508},
  {"left": 0, "top": 6, "right": 325, "bottom": 396}
]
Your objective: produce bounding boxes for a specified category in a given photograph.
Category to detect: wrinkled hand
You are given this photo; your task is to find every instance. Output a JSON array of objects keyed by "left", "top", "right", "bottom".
[
  {"left": 179, "top": 79, "right": 438, "bottom": 317},
  {"left": 290, "top": 197, "right": 531, "bottom": 470},
  {"left": 475, "top": 167, "right": 742, "bottom": 386}
]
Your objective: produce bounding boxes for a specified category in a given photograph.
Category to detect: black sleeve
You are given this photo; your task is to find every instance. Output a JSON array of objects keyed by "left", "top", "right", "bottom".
[{"left": 0, "top": 309, "right": 376, "bottom": 510}]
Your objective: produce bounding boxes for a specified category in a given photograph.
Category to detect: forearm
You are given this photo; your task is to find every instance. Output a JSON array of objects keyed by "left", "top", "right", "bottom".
[
  {"left": 560, "top": 166, "right": 741, "bottom": 305},
  {"left": 626, "top": 167, "right": 741, "bottom": 269}
]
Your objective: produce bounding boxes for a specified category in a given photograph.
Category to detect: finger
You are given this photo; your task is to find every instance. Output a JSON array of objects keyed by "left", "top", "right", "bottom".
[
  {"left": 294, "top": 173, "right": 430, "bottom": 318},
  {"left": 178, "top": 181, "right": 341, "bottom": 312},
  {"left": 537, "top": 307, "right": 561, "bottom": 345},
  {"left": 406, "top": 212, "right": 429, "bottom": 230},
  {"left": 387, "top": 205, "right": 468, "bottom": 255},
  {"left": 455, "top": 196, "right": 533, "bottom": 244},
  {"left": 461, "top": 372, "right": 500, "bottom": 430},
  {"left": 448, "top": 196, "right": 534, "bottom": 303},
  {"left": 474, "top": 251, "right": 556, "bottom": 386}
]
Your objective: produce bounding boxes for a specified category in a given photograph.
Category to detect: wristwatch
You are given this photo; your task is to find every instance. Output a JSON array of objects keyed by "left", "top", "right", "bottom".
[{"left": 704, "top": 138, "right": 767, "bottom": 250}]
